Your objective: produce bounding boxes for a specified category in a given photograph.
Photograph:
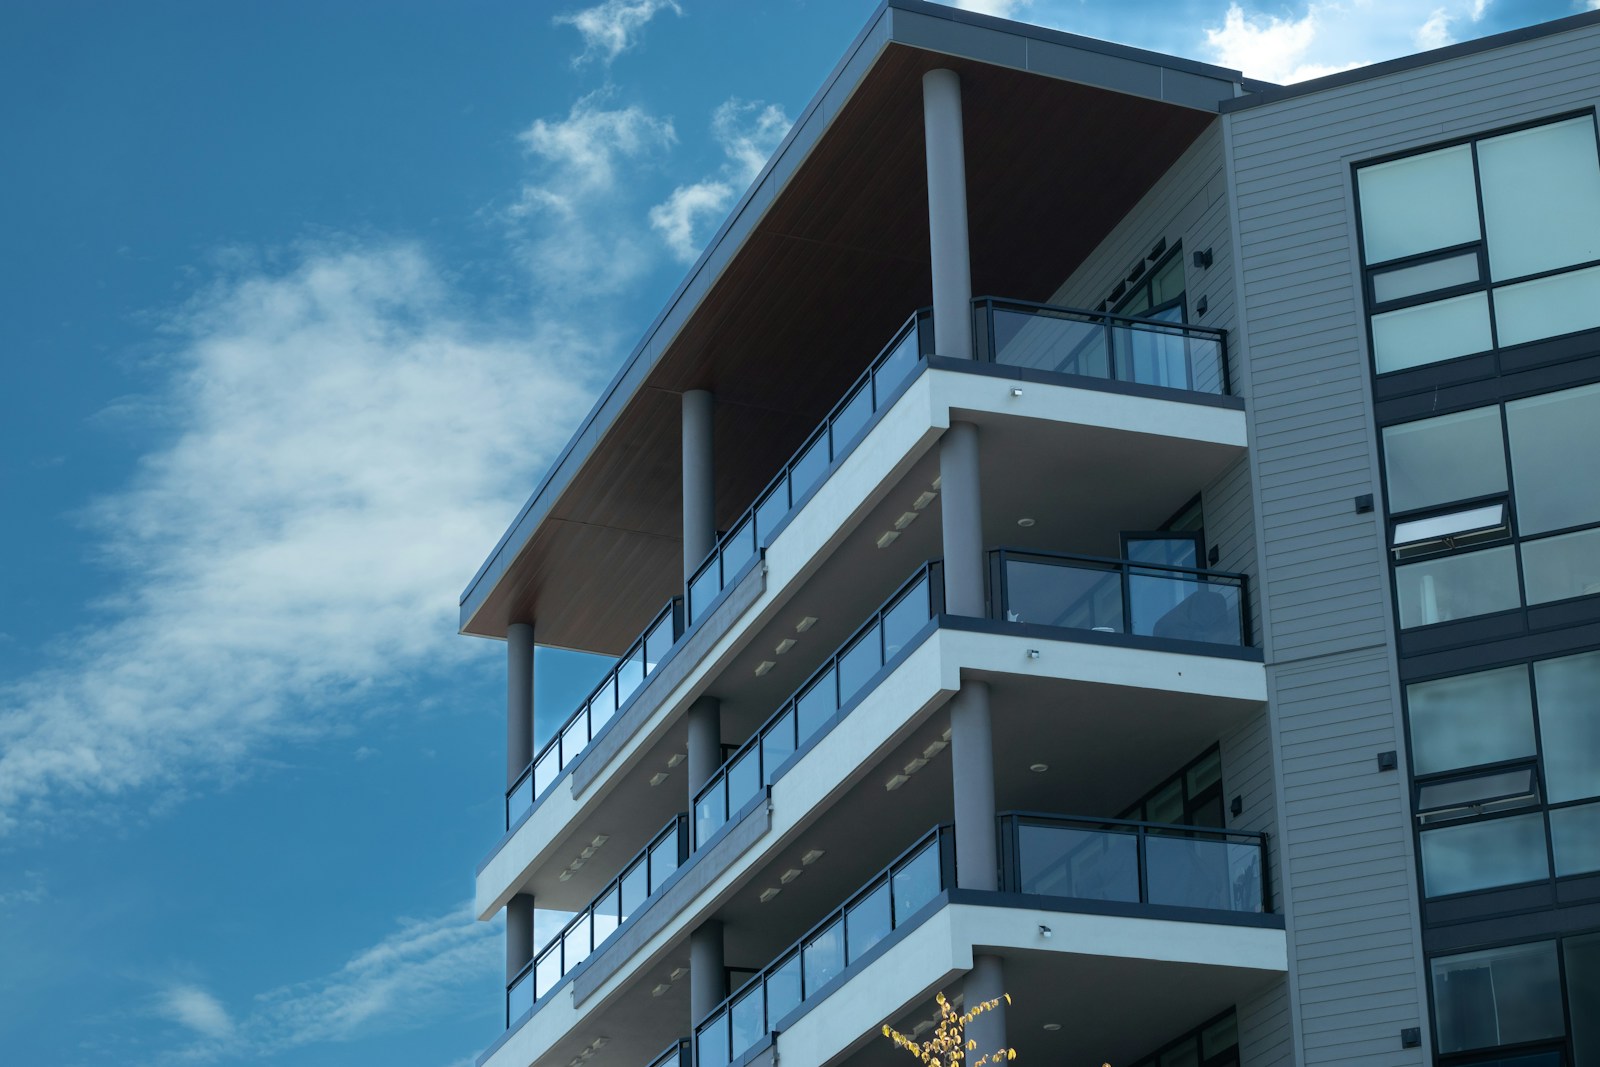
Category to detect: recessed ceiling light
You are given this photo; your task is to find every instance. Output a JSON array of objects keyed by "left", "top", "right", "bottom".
[
  {"left": 796, "top": 616, "right": 818, "bottom": 632},
  {"left": 591, "top": 1038, "right": 608, "bottom": 1050},
  {"left": 1017, "top": 517, "right": 1036, "bottom": 527},
  {"left": 931, "top": 476, "right": 942, "bottom": 490},
  {"left": 569, "top": 857, "right": 584, "bottom": 869},
  {"left": 1029, "top": 763, "right": 1049, "bottom": 773},
  {"left": 885, "top": 773, "right": 910, "bottom": 791},
  {"left": 1043, "top": 1023, "right": 1062, "bottom": 1031},
  {"left": 559, "top": 869, "right": 573, "bottom": 881},
  {"left": 775, "top": 638, "right": 796, "bottom": 655},
  {"left": 649, "top": 772, "right": 669, "bottom": 786},
  {"left": 591, "top": 835, "right": 609, "bottom": 847},
  {"left": 894, "top": 511, "right": 920, "bottom": 531},
  {"left": 913, "top": 491, "right": 937, "bottom": 511},
  {"left": 942, "top": 727, "right": 951, "bottom": 741},
  {"left": 759, "top": 887, "right": 781, "bottom": 903},
  {"left": 754, "top": 660, "right": 776, "bottom": 677},
  {"left": 903, "top": 757, "right": 928, "bottom": 774},
  {"left": 666, "top": 753, "right": 684, "bottom": 767},
  {"left": 670, "top": 967, "right": 688, "bottom": 981},
  {"left": 779, "top": 867, "right": 803, "bottom": 884},
  {"left": 877, "top": 530, "right": 900, "bottom": 549},
  {"left": 802, "top": 848, "right": 825, "bottom": 866},
  {"left": 923, "top": 740, "right": 948, "bottom": 759},
  {"left": 579, "top": 845, "right": 596, "bottom": 859},
  {"left": 652, "top": 984, "right": 670, "bottom": 997}
]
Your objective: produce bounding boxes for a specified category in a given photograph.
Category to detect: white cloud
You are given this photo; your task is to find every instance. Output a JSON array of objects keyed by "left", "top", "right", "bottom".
[
  {"left": 0, "top": 242, "right": 603, "bottom": 833},
  {"left": 649, "top": 99, "right": 792, "bottom": 264},
  {"left": 1202, "top": 1, "right": 1494, "bottom": 84},
  {"left": 950, "top": 0, "right": 1034, "bottom": 17},
  {"left": 157, "top": 985, "right": 234, "bottom": 1041},
  {"left": 554, "top": 0, "right": 682, "bottom": 66}
]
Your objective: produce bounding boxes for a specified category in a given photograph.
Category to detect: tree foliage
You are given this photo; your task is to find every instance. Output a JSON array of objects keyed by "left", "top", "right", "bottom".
[{"left": 880, "top": 991, "right": 1017, "bottom": 1066}]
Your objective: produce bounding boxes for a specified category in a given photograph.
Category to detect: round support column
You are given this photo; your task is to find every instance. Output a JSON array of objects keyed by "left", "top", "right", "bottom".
[
  {"left": 689, "top": 919, "right": 727, "bottom": 1023},
  {"left": 923, "top": 68, "right": 974, "bottom": 361},
  {"left": 939, "top": 421, "right": 985, "bottom": 618},
  {"left": 686, "top": 695, "right": 723, "bottom": 806},
  {"left": 507, "top": 622, "right": 534, "bottom": 789},
  {"left": 506, "top": 892, "right": 535, "bottom": 983},
  {"left": 949, "top": 680, "right": 998, "bottom": 891},
  {"left": 964, "top": 954, "right": 1008, "bottom": 1060},
  {"left": 682, "top": 389, "right": 717, "bottom": 578}
]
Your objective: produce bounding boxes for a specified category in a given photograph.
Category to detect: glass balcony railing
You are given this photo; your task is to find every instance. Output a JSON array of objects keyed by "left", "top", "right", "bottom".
[
  {"left": 506, "top": 814, "right": 688, "bottom": 1026},
  {"left": 694, "top": 826, "right": 955, "bottom": 1067},
  {"left": 990, "top": 548, "right": 1251, "bottom": 647},
  {"left": 999, "top": 813, "right": 1268, "bottom": 914},
  {"left": 645, "top": 1039, "right": 690, "bottom": 1067},
  {"left": 973, "top": 297, "right": 1230, "bottom": 395},
  {"left": 691, "top": 562, "right": 944, "bottom": 850},
  {"left": 685, "top": 311, "right": 933, "bottom": 626},
  {"left": 505, "top": 600, "right": 683, "bottom": 828}
]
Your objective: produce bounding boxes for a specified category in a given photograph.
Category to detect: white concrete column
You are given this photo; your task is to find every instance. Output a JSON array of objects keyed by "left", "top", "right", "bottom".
[
  {"left": 686, "top": 695, "right": 722, "bottom": 803},
  {"left": 682, "top": 389, "right": 716, "bottom": 578},
  {"left": 506, "top": 892, "right": 535, "bottom": 983},
  {"left": 923, "top": 68, "right": 973, "bottom": 361},
  {"left": 689, "top": 919, "right": 727, "bottom": 1022},
  {"left": 507, "top": 622, "right": 534, "bottom": 788},
  {"left": 939, "top": 421, "right": 985, "bottom": 618},
  {"left": 964, "top": 954, "right": 1008, "bottom": 1059},
  {"left": 949, "top": 680, "right": 998, "bottom": 891}
]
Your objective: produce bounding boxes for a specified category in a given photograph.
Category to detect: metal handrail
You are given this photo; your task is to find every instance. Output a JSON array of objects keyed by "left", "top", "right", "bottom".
[
  {"left": 690, "top": 561, "right": 944, "bottom": 849},
  {"left": 684, "top": 309, "right": 933, "bottom": 627},
  {"left": 505, "top": 597, "right": 684, "bottom": 827}
]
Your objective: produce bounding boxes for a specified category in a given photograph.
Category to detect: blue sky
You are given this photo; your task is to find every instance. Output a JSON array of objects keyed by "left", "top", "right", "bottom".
[{"left": 0, "top": 0, "right": 1585, "bottom": 1064}]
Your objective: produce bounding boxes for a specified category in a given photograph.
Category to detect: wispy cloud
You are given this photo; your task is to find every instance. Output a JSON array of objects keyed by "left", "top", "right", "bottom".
[
  {"left": 555, "top": 0, "right": 683, "bottom": 67},
  {"left": 509, "top": 89, "right": 676, "bottom": 294},
  {"left": 950, "top": 0, "right": 1034, "bottom": 17},
  {"left": 0, "top": 242, "right": 602, "bottom": 833},
  {"left": 157, "top": 985, "right": 234, "bottom": 1042},
  {"left": 650, "top": 98, "right": 791, "bottom": 263}
]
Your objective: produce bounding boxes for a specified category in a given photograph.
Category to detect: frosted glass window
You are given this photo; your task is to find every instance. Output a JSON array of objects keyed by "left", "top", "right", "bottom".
[
  {"left": 1533, "top": 651, "right": 1600, "bottom": 804},
  {"left": 1359, "top": 143, "right": 1481, "bottom": 264},
  {"left": 1478, "top": 116, "right": 1600, "bottom": 280},
  {"left": 1372, "top": 251, "right": 1480, "bottom": 304},
  {"left": 1507, "top": 382, "right": 1600, "bottom": 534},
  {"left": 1432, "top": 941, "right": 1564, "bottom": 1053},
  {"left": 1522, "top": 529, "right": 1600, "bottom": 605},
  {"left": 1406, "top": 665, "right": 1535, "bottom": 776},
  {"left": 1552, "top": 802, "right": 1600, "bottom": 877},
  {"left": 1494, "top": 265, "right": 1600, "bottom": 346},
  {"left": 1371, "top": 292, "right": 1492, "bottom": 372},
  {"left": 1395, "top": 545, "right": 1520, "bottom": 628},
  {"left": 1420, "top": 812, "right": 1549, "bottom": 896},
  {"left": 1382, "top": 406, "right": 1506, "bottom": 514}
]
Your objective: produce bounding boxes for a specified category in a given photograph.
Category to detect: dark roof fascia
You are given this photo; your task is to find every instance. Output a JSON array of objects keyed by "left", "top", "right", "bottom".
[
  {"left": 1221, "top": 9, "right": 1600, "bottom": 113},
  {"left": 459, "top": 0, "right": 1248, "bottom": 632}
]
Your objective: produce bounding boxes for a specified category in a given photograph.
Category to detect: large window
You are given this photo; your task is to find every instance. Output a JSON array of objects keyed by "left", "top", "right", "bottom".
[
  {"left": 1356, "top": 114, "right": 1600, "bottom": 374},
  {"left": 1431, "top": 933, "right": 1600, "bottom": 1065},
  {"left": 1407, "top": 649, "right": 1600, "bottom": 899},
  {"left": 1381, "top": 380, "right": 1600, "bottom": 629}
]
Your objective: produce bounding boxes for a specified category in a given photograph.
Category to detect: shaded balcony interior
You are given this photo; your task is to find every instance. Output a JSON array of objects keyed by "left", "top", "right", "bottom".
[{"left": 461, "top": 39, "right": 1227, "bottom": 648}]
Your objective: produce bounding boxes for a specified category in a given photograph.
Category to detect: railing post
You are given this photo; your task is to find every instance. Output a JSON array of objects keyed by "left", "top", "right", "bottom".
[{"left": 1136, "top": 826, "right": 1150, "bottom": 904}]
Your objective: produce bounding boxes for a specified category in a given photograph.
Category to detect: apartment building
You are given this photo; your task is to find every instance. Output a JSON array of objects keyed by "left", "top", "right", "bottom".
[{"left": 459, "top": 4, "right": 1600, "bottom": 1066}]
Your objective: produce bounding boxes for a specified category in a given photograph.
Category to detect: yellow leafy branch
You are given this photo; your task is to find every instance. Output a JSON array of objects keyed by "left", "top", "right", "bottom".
[{"left": 879, "top": 990, "right": 1017, "bottom": 1066}]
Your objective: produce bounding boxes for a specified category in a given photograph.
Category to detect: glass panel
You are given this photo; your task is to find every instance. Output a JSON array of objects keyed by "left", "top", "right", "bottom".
[
  {"left": 1494, "top": 265, "right": 1600, "bottom": 346},
  {"left": 1187, "top": 748, "right": 1223, "bottom": 797},
  {"left": 1370, "top": 291, "right": 1492, "bottom": 373},
  {"left": 835, "top": 625, "right": 882, "bottom": 707},
  {"left": 1524, "top": 529, "right": 1600, "bottom": 607},
  {"left": 872, "top": 325, "right": 920, "bottom": 401},
  {"left": 1201, "top": 1013, "right": 1239, "bottom": 1059},
  {"left": 1406, "top": 665, "right": 1535, "bottom": 776},
  {"left": 1372, "top": 251, "right": 1481, "bottom": 303},
  {"left": 1004, "top": 558, "right": 1123, "bottom": 632},
  {"left": 1566, "top": 931, "right": 1600, "bottom": 1067},
  {"left": 1147, "top": 781, "right": 1184, "bottom": 825},
  {"left": 1146, "top": 835, "right": 1260, "bottom": 911},
  {"left": 1126, "top": 536, "right": 1198, "bottom": 568},
  {"left": 1551, "top": 802, "right": 1600, "bottom": 877},
  {"left": 766, "top": 952, "right": 802, "bottom": 1026},
  {"left": 730, "top": 982, "right": 766, "bottom": 1059},
  {"left": 1478, "top": 116, "right": 1600, "bottom": 280},
  {"left": 534, "top": 746, "right": 559, "bottom": 799},
  {"left": 645, "top": 611, "right": 676, "bottom": 673},
  {"left": 1017, "top": 824, "right": 1139, "bottom": 901},
  {"left": 1533, "top": 651, "right": 1600, "bottom": 803},
  {"left": 592, "top": 887, "right": 620, "bottom": 946},
  {"left": 1420, "top": 812, "right": 1549, "bottom": 896},
  {"left": 561, "top": 714, "right": 589, "bottom": 770},
  {"left": 1112, "top": 321, "right": 1191, "bottom": 389},
  {"left": 1417, "top": 768, "right": 1538, "bottom": 815},
  {"left": 892, "top": 840, "right": 941, "bottom": 923},
  {"left": 727, "top": 747, "right": 761, "bottom": 816},
  {"left": 795, "top": 667, "right": 837, "bottom": 745},
  {"left": 722, "top": 514, "right": 757, "bottom": 579},
  {"left": 761, "top": 710, "right": 796, "bottom": 784},
  {"left": 1432, "top": 941, "right": 1563, "bottom": 1053},
  {"left": 754, "top": 479, "right": 789, "bottom": 548},
  {"left": 535, "top": 943, "right": 563, "bottom": 999},
  {"left": 697, "top": 1010, "right": 731, "bottom": 1067},
  {"left": 508, "top": 966, "right": 534, "bottom": 1021},
  {"left": 1394, "top": 503, "right": 1507, "bottom": 552},
  {"left": 802, "top": 920, "right": 845, "bottom": 998},
  {"left": 1395, "top": 545, "right": 1520, "bottom": 628},
  {"left": 650, "top": 832, "right": 680, "bottom": 891},
  {"left": 1382, "top": 405, "right": 1506, "bottom": 514},
  {"left": 990, "top": 307, "right": 1108, "bottom": 377},
  {"left": 616, "top": 646, "right": 646, "bottom": 706},
  {"left": 688, "top": 559, "right": 722, "bottom": 626},
  {"left": 695, "top": 784, "right": 726, "bottom": 848},
  {"left": 563, "top": 913, "right": 592, "bottom": 970},
  {"left": 845, "top": 880, "right": 892, "bottom": 963},
  {"left": 881, "top": 575, "right": 931, "bottom": 659},
  {"left": 1506, "top": 381, "right": 1600, "bottom": 535},
  {"left": 618, "top": 858, "right": 648, "bottom": 922},
  {"left": 789, "top": 431, "right": 830, "bottom": 503},
  {"left": 1132, "top": 571, "right": 1242, "bottom": 645},
  {"left": 1151, "top": 253, "right": 1186, "bottom": 305},
  {"left": 1357, "top": 143, "right": 1481, "bottom": 265},
  {"left": 508, "top": 772, "right": 533, "bottom": 824},
  {"left": 832, "top": 382, "right": 872, "bottom": 453}
]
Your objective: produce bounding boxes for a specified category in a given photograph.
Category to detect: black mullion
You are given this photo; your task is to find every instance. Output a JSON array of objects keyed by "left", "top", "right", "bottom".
[{"left": 1468, "top": 137, "right": 1502, "bottom": 362}]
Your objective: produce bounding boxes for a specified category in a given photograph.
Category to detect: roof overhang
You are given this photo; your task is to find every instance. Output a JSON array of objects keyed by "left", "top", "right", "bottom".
[{"left": 460, "top": 0, "right": 1245, "bottom": 646}]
